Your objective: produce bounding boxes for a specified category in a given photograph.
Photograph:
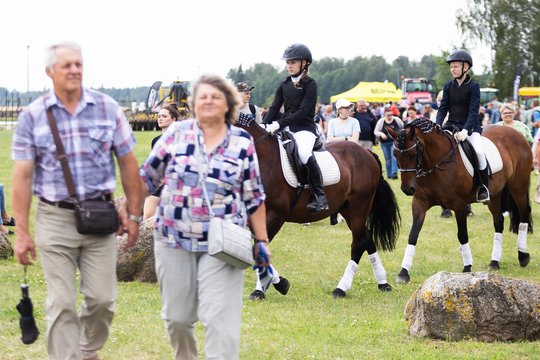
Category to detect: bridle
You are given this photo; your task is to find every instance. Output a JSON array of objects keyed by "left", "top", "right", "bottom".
[
  {"left": 394, "top": 130, "right": 456, "bottom": 178},
  {"left": 236, "top": 115, "right": 271, "bottom": 145}
]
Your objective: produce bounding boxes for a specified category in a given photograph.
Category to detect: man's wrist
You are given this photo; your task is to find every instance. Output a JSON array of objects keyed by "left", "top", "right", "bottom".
[
  {"left": 254, "top": 238, "right": 269, "bottom": 243},
  {"left": 128, "top": 213, "right": 143, "bottom": 224}
]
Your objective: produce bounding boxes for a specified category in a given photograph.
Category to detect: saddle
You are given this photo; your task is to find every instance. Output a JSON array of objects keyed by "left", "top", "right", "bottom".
[{"left": 277, "top": 130, "right": 340, "bottom": 188}]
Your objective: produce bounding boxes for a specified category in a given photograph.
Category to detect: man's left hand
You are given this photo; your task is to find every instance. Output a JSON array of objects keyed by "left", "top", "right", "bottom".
[{"left": 454, "top": 129, "right": 468, "bottom": 142}]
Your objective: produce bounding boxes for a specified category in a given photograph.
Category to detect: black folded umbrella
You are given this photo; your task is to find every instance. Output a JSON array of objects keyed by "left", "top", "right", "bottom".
[{"left": 16, "top": 267, "right": 39, "bottom": 345}]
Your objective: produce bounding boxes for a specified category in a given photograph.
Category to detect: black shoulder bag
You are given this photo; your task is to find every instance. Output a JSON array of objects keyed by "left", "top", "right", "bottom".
[{"left": 46, "top": 108, "right": 119, "bottom": 235}]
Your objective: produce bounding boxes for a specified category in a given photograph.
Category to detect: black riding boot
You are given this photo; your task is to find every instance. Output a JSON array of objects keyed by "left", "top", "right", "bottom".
[
  {"left": 477, "top": 168, "right": 490, "bottom": 203},
  {"left": 305, "top": 156, "right": 329, "bottom": 213}
]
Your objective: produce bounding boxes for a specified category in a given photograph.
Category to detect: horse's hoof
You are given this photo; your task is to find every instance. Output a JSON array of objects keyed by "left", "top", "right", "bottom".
[
  {"left": 518, "top": 251, "right": 530, "bottom": 267},
  {"left": 488, "top": 260, "right": 500, "bottom": 271},
  {"left": 378, "top": 283, "right": 392, "bottom": 292},
  {"left": 462, "top": 265, "right": 472, "bottom": 272},
  {"left": 249, "top": 290, "right": 265, "bottom": 301},
  {"left": 396, "top": 268, "right": 410, "bottom": 284},
  {"left": 332, "top": 288, "right": 346, "bottom": 298},
  {"left": 273, "top": 276, "right": 290, "bottom": 295},
  {"left": 440, "top": 209, "right": 453, "bottom": 218}
]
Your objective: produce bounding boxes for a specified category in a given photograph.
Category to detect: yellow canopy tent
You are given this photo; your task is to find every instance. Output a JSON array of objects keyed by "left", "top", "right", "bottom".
[
  {"left": 518, "top": 87, "right": 540, "bottom": 97},
  {"left": 330, "top": 82, "right": 403, "bottom": 103}
]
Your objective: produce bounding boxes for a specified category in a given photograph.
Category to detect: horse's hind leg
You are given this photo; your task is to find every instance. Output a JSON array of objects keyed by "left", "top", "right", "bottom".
[
  {"left": 332, "top": 230, "right": 390, "bottom": 298},
  {"left": 508, "top": 178, "right": 532, "bottom": 267}
]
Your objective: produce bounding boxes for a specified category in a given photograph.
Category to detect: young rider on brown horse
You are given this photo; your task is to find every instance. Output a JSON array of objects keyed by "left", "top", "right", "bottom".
[
  {"left": 262, "top": 43, "right": 329, "bottom": 213},
  {"left": 436, "top": 49, "right": 489, "bottom": 204}
]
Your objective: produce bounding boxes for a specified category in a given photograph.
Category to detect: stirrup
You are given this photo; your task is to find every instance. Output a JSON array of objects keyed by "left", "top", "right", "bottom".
[{"left": 476, "top": 185, "right": 490, "bottom": 203}]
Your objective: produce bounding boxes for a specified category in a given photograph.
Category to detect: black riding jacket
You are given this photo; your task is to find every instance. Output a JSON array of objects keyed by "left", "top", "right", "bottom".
[
  {"left": 263, "top": 76, "right": 318, "bottom": 135},
  {"left": 436, "top": 75, "right": 481, "bottom": 134}
]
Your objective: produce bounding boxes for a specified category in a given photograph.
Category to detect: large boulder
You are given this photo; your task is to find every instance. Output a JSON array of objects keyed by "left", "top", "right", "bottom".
[
  {"left": 0, "top": 234, "right": 13, "bottom": 259},
  {"left": 116, "top": 217, "right": 157, "bottom": 283},
  {"left": 405, "top": 271, "right": 540, "bottom": 342}
]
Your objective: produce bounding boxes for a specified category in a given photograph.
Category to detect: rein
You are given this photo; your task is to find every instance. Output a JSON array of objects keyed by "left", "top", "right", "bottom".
[{"left": 395, "top": 131, "right": 456, "bottom": 177}]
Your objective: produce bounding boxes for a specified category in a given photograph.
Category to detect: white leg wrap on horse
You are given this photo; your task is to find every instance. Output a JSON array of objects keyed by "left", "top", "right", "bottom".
[
  {"left": 255, "top": 274, "right": 263, "bottom": 292},
  {"left": 270, "top": 265, "right": 281, "bottom": 284},
  {"left": 518, "top": 223, "right": 528, "bottom": 252},
  {"left": 368, "top": 252, "right": 387, "bottom": 284},
  {"left": 401, "top": 244, "right": 416, "bottom": 271},
  {"left": 459, "top": 243, "right": 473, "bottom": 266},
  {"left": 491, "top": 233, "right": 503, "bottom": 262},
  {"left": 337, "top": 260, "right": 358, "bottom": 292}
]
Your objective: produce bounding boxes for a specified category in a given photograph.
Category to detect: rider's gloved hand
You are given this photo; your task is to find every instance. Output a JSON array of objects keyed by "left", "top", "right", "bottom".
[
  {"left": 264, "top": 122, "right": 280, "bottom": 134},
  {"left": 454, "top": 129, "right": 468, "bottom": 142}
]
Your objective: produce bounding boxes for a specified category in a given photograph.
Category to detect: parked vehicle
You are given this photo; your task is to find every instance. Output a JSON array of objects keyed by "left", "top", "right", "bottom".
[
  {"left": 480, "top": 87, "right": 499, "bottom": 106},
  {"left": 401, "top": 77, "right": 435, "bottom": 104}
]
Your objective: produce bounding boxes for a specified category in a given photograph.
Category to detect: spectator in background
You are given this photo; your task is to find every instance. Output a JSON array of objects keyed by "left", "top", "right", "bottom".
[
  {"left": 403, "top": 106, "right": 424, "bottom": 125},
  {"left": 144, "top": 104, "right": 181, "bottom": 221},
  {"left": 314, "top": 103, "right": 327, "bottom": 137},
  {"left": 327, "top": 99, "right": 360, "bottom": 144},
  {"left": 495, "top": 103, "right": 533, "bottom": 145},
  {"left": 353, "top": 98, "right": 377, "bottom": 150},
  {"left": 0, "top": 183, "right": 15, "bottom": 236},
  {"left": 423, "top": 103, "right": 436, "bottom": 122},
  {"left": 236, "top": 82, "right": 263, "bottom": 124},
  {"left": 490, "top": 102, "right": 501, "bottom": 124},
  {"left": 374, "top": 108, "right": 403, "bottom": 179}
]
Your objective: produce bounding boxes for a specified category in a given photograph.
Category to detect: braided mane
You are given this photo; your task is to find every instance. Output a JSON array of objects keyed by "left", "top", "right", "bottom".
[
  {"left": 406, "top": 118, "right": 440, "bottom": 134},
  {"left": 395, "top": 119, "right": 440, "bottom": 150}
]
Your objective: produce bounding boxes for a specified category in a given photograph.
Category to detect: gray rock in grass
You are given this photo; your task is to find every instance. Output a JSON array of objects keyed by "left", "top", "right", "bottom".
[{"left": 405, "top": 271, "right": 540, "bottom": 342}]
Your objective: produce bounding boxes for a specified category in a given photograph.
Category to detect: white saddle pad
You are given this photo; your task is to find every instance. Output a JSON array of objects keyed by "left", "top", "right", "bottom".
[
  {"left": 458, "top": 136, "right": 503, "bottom": 177},
  {"left": 278, "top": 139, "right": 340, "bottom": 188}
]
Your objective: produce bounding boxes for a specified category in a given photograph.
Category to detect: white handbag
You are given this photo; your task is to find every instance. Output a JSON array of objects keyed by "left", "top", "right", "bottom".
[
  {"left": 194, "top": 121, "right": 254, "bottom": 269},
  {"left": 207, "top": 217, "right": 254, "bottom": 269}
]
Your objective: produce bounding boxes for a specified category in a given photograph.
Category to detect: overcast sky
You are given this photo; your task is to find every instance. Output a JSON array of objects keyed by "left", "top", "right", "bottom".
[{"left": 1, "top": 0, "right": 490, "bottom": 92}]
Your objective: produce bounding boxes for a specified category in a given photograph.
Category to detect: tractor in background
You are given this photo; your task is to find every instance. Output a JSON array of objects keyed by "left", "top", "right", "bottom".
[{"left": 128, "top": 80, "right": 192, "bottom": 131}]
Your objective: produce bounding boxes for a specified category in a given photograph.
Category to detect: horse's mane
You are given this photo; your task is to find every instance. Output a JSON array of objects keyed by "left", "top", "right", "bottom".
[
  {"left": 405, "top": 118, "right": 440, "bottom": 134},
  {"left": 395, "top": 119, "right": 441, "bottom": 150}
]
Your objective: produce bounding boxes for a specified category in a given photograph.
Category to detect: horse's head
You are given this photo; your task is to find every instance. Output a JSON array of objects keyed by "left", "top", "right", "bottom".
[
  {"left": 389, "top": 125, "right": 418, "bottom": 195},
  {"left": 388, "top": 118, "right": 448, "bottom": 196}
]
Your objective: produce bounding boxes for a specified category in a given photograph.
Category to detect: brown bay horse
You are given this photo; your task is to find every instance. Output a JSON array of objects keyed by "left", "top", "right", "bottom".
[
  {"left": 236, "top": 117, "right": 400, "bottom": 299},
  {"left": 388, "top": 119, "right": 532, "bottom": 284}
]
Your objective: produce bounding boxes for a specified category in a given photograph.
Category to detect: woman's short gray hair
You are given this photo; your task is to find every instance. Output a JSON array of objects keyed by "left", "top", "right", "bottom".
[
  {"left": 500, "top": 103, "right": 515, "bottom": 114},
  {"left": 45, "top": 41, "right": 82, "bottom": 70},
  {"left": 191, "top": 74, "right": 242, "bottom": 125}
]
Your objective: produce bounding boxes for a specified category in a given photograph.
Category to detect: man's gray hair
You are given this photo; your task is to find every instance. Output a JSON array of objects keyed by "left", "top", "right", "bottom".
[{"left": 45, "top": 41, "right": 82, "bottom": 69}]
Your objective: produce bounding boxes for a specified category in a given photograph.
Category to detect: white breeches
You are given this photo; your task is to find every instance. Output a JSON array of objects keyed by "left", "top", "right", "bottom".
[
  {"left": 467, "top": 132, "right": 487, "bottom": 170},
  {"left": 290, "top": 129, "right": 317, "bottom": 164}
]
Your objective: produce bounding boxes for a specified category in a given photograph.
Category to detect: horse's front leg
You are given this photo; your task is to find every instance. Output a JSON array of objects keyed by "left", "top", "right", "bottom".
[
  {"left": 487, "top": 193, "right": 504, "bottom": 270},
  {"left": 455, "top": 208, "right": 472, "bottom": 272},
  {"left": 250, "top": 213, "right": 288, "bottom": 301},
  {"left": 396, "top": 197, "right": 428, "bottom": 284}
]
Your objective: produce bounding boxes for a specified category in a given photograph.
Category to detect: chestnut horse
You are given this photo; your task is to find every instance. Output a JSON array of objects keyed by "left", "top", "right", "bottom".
[
  {"left": 388, "top": 119, "right": 532, "bottom": 284},
  {"left": 236, "top": 117, "right": 400, "bottom": 298}
]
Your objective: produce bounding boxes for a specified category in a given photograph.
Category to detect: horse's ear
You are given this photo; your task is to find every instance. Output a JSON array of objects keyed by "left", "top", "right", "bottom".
[
  {"left": 386, "top": 126, "right": 397, "bottom": 139},
  {"left": 407, "top": 125, "right": 416, "bottom": 139}
]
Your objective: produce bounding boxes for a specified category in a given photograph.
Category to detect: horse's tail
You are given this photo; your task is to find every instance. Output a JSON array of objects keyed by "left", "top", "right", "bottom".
[
  {"left": 501, "top": 185, "right": 533, "bottom": 234},
  {"left": 367, "top": 151, "right": 401, "bottom": 251}
]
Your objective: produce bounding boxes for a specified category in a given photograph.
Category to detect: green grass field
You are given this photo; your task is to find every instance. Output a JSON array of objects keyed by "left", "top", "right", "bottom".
[{"left": 1, "top": 129, "right": 539, "bottom": 359}]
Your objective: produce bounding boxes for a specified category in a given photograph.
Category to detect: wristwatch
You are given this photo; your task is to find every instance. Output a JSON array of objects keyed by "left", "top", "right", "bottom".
[{"left": 128, "top": 213, "right": 143, "bottom": 224}]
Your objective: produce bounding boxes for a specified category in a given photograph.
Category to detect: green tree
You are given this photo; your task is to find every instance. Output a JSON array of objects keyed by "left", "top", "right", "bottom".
[{"left": 457, "top": 0, "right": 539, "bottom": 98}]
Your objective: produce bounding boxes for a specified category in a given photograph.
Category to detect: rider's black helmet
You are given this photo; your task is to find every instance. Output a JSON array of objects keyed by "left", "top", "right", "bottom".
[
  {"left": 282, "top": 43, "right": 312, "bottom": 65},
  {"left": 446, "top": 49, "right": 473, "bottom": 68}
]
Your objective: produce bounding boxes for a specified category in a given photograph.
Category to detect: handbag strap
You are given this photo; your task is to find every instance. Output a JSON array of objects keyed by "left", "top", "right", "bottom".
[
  {"left": 45, "top": 107, "right": 78, "bottom": 201},
  {"left": 193, "top": 121, "right": 215, "bottom": 218}
]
